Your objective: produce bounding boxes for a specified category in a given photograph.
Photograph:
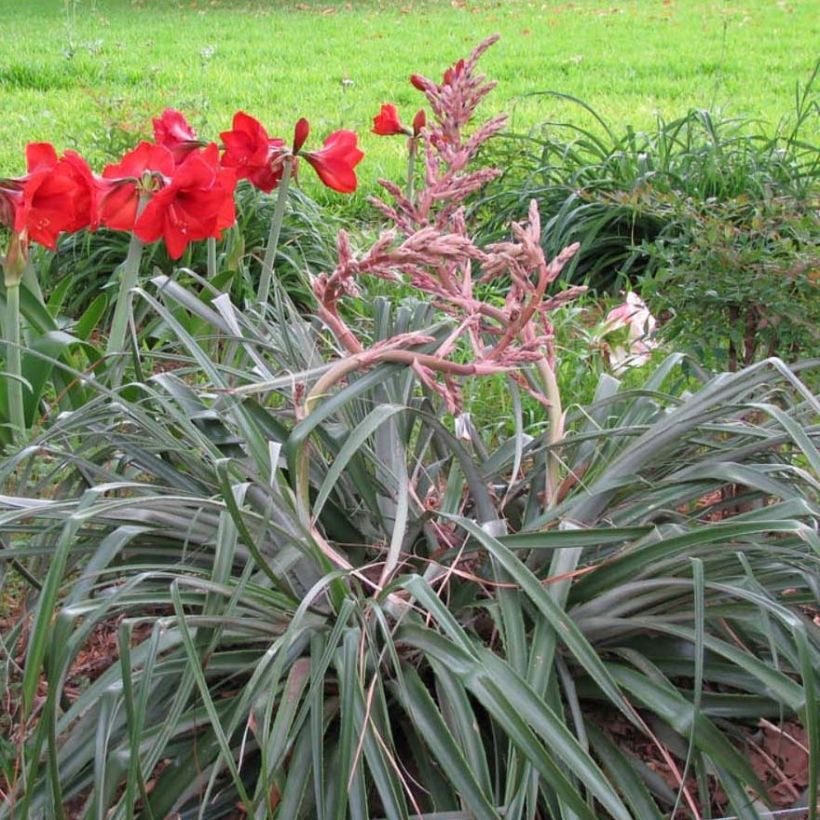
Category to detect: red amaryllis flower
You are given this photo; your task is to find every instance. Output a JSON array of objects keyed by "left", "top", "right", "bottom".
[
  {"left": 372, "top": 104, "right": 409, "bottom": 136},
  {"left": 220, "top": 111, "right": 286, "bottom": 193},
  {"left": 13, "top": 143, "right": 95, "bottom": 249},
  {"left": 153, "top": 109, "right": 202, "bottom": 164},
  {"left": 134, "top": 143, "right": 236, "bottom": 259},
  {"left": 302, "top": 129, "right": 364, "bottom": 194},
  {"left": 98, "top": 141, "right": 176, "bottom": 232}
]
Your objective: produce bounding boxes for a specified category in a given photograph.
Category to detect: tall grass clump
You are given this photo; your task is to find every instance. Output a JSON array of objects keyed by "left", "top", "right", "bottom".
[
  {"left": 0, "top": 37, "right": 818, "bottom": 820},
  {"left": 475, "top": 65, "right": 819, "bottom": 370}
]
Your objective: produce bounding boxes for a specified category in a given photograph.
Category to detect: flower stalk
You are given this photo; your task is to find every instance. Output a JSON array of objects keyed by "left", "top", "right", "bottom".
[
  {"left": 106, "top": 222, "right": 145, "bottom": 384},
  {"left": 4, "top": 282, "right": 25, "bottom": 441},
  {"left": 207, "top": 236, "right": 217, "bottom": 280},
  {"left": 310, "top": 36, "right": 584, "bottom": 524},
  {"left": 2, "top": 232, "right": 28, "bottom": 441},
  {"left": 257, "top": 156, "right": 292, "bottom": 306}
]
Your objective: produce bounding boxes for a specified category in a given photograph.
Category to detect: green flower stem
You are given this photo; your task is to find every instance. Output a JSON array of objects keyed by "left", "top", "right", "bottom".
[
  {"left": 257, "top": 156, "right": 293, "bottom": 307},
  {"left": 105, "top": 229, "right": 145, "bottom": 383},
  {"left": 207, "top": 236, "right": 217, "bottom": 280},
  {"left": 21, "top": 257, "right": 43, "bottom": 304},
  {"left": 4, "top": 280, "right": 26, "bottom": 441}
]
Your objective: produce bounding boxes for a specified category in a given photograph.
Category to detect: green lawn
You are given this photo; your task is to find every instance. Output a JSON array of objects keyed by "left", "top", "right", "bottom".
[{"left": 0, "top": 0, "right": 816, "bottom": 205}]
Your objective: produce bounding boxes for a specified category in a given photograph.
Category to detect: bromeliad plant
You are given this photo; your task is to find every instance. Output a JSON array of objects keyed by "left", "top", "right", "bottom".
[{"left": 1, "top": 36, "right": 818, "bottom": 820}]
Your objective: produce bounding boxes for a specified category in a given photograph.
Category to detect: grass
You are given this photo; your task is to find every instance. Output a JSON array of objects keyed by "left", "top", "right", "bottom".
[{"left": 0, "top": 0, "right": 817, "bottom": 209}]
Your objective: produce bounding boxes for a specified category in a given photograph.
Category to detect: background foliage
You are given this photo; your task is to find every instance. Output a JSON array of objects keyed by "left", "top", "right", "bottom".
[{"left": 0, "top": 0, "right": 818, "bottom": 203}]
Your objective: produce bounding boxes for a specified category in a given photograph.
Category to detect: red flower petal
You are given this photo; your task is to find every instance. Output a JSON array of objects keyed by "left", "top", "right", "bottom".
[
  {"left": 134, "top": 144, "right": 237, "bottom": 259},
  {"left": 153, "top": 109, "right": 200, "bottom": 164},
  {"left": 99, "top": 142, "right": 176, "bottom": 232},
  {"left": 304, "top": 130, "right": 364, "bottom": 194},
  {"left": 15, "top": 146, "right": 96, "bottom": 247},
  {"left": 220, "top": 112, "right": 286, "bottom": 193},
  {"left": 221, "top": 112, "right": 271, "bottom": 169},
  {"left": 25, "top": 143, "right": 59, "bottom": 173},
  {"left": 372, "top": 104, "right": 407, "bottom": 137},
  {"left": 97, "top": 179, "right": 139, "bottom": 232},
  {"left": 103, "top": 142, "right": 175, "bottom": 181}
]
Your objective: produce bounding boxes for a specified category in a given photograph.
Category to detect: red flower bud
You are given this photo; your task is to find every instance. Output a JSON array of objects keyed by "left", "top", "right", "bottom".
[
  {"left": 410, "top": 74, "right": 426, "bottom": 91},
  {"left": 412, "top": 109, "right": 426, "bottom": 136},
  {"left": 442, "top": 59, "right": 465, "bottom": 86},
  {"left": 293, "top": 118, "right": 310, "bottom": 154}
]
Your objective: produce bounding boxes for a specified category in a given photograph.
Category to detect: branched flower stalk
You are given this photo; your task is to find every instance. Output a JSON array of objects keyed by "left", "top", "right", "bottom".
[{"left": 300, "top": 35, "right": 585, "bottom": 529}]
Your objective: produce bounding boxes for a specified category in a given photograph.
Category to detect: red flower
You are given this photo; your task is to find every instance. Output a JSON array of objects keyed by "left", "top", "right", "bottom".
[
  {"left": 372, "top": 104, "right": 409, "bottom": 137},
  {"left": 134, "top": 143, "right": 236, "bottom": 259},
  {"left": 98, "top": 142, "right": 176, "bottom": 232},
  {"left": 303, "top": 130, "right": 364, "bottom": 194},
  {"left": 220, "top": 112, "right": 285, "bottom": 193},
  {"left": 153, "top": 109, "right": 202, "bottom": 164},
  {"left": 12, "top": 143, "right": 95, "bottom": 249}
]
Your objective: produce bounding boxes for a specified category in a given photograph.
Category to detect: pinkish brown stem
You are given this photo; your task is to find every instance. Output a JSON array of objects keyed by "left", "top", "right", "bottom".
[{"left": 317, "top": 303, "right": 365, "bottom": 355}]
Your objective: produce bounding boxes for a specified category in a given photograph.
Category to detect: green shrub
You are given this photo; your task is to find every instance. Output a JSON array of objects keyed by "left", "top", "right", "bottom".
[{"left": 641, "top": 191, "right": 818, "bottom": 371}]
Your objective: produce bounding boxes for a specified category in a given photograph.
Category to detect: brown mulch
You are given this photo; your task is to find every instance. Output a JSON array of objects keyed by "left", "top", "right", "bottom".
[
  {"left": 595, "top": 704, "right": 811, "bottom": 818},
  {"left": 1, "top": 604, "right": 155, "bottom": 808}
]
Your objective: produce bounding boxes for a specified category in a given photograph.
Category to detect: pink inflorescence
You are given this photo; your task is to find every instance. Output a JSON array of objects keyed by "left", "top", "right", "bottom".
[{"left": 313, "top": 36, "right": 584, "bottom": 413}]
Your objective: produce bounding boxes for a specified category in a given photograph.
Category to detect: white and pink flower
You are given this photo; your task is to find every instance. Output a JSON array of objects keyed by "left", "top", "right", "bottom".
[{"left": 597, "top": 292, "right": 658, "bottom": 372}]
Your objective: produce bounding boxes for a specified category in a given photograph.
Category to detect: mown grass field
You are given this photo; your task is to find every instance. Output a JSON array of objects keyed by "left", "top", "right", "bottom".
[{"left": 0, "top": 0, "right": 817, "bottom": 205}]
